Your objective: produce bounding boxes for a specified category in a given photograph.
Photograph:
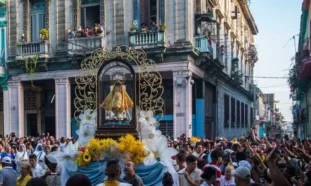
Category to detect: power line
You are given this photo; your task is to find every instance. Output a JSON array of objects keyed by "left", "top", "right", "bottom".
[
  {"left": 259, "top": 84, "right": 288, "bottom": 88},
  {"left": 246, "top": 76, "right": 288, "bottom": 79}
]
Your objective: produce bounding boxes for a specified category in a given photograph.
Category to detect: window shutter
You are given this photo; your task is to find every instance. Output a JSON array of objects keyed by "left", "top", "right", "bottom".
[
  {"left": 133, "top": 0, "right": 141, "bottom": 29},
  {"left": 159, "top": 0, "right": 165, "bottom": 24},
  {"left": 31, "top": 14, "right": 37, "bottom": 41}
]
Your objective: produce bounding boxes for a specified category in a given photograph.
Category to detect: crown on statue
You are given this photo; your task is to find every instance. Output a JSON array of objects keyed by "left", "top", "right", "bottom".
[{"left": 110, "top": 71, "right": 125, "bottom": 84}]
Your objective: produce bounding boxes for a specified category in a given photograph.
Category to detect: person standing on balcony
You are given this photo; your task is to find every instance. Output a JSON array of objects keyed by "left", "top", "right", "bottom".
[
  {"left": 150, "top": 21, "right": 158, "bottom": 32},
  {"left": 141, "top": 23, "right": 148, "bottom": 32},
  {"left": 208, "top": 32, "right": 212, "bottom": 46}
]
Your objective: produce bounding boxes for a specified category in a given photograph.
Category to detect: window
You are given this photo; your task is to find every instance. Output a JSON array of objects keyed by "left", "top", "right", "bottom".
[
  {"left": 241, "top": 102, "right": 244, "bottom": 127},
  {"left": 224, "top": 94, "right": 229, "bottom": 127},
  {"left": 81, "top": 0, "right": 100, "bottom": 29},
  {"left": 31, "top": 1, "right": 45, "bottom": 42},
  {"left": 237, "top": 100, "right": 240, "bottom": 127},
  {"left": 138, "top": 0, "right": 165, "bottom": 28},
  {"left": 245, "top": 104, "right": 248, "bottom": 128},
  {"left": 231, "top": 98, "right": 235, "bottom": 127}
]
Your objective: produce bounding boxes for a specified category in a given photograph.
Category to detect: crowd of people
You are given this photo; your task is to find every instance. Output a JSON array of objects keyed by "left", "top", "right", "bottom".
[
  {"left": 0, "top": 128, "right": 310, "bottom": 186},
  {"left": 67, "top": 23, "right": 104, "bottom": 39}
]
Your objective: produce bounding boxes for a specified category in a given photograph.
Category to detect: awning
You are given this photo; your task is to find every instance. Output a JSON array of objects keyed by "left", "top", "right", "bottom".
[{"left": 0, "top": 0, "right": 4, "bottom": 5}]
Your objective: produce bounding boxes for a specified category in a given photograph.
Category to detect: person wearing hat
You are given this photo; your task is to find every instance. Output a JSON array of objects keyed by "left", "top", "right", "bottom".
[
  {"left": 0, "top": 156, "right": 18, "bottom": 186},
  {"left": 232, "top": 166, "right": 251, "bottom": 186},
  {"left": 200, "top": 167, "right": 217, "bottom": 186},
  {"left": 41, "top": 155, "right": 61, "bottom": 186}
]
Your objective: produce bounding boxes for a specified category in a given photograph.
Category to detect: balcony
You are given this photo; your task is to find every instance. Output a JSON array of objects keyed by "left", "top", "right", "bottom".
[
  {"left": 16, "top": 41, "right": 49, "bottom": 60},
  {"left": 67, "top": 36, "right": 105, "bottom": 55},
  {"left": 128, "top": 31, "right": 165, "bottom": 48},
  {"left": 194, "top": 35, "right": 213, "bottom": 55}
]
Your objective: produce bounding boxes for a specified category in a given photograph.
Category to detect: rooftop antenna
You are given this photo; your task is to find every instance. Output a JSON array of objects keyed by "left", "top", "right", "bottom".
[{"left": 283, "top": 34, "right": 299, "bottom": 53}]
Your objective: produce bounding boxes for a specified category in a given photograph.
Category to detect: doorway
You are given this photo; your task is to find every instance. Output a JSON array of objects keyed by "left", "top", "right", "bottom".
[
  {"left": 45, "top": 117, "right": 55, "bottom": 137},
  {"left": 27, "top": 114, "right": 38, "bottom": 136}
]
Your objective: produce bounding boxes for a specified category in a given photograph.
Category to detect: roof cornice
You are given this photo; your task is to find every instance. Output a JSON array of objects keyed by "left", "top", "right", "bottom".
[{"left": 238, "top": 0, "right": 259, "bottom": 35}]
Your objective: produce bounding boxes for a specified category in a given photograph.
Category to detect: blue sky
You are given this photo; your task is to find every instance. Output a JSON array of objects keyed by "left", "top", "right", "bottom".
[{"left": 250, "top": 0, "right": 302, "bottom": 121}]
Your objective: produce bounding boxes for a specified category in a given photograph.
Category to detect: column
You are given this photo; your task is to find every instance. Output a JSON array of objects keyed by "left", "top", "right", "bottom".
[
  {"left": 55, "top": 78, "right": 71, "bottom": 138},
  {"left": 2, "top": 85, "right": 9, "bottom": 136},
  {"left": 173, "top": 70, "right": 192, "bottom": 139},
  {"left": 8, "top": 81, "right": 24, "bottom": 137}
]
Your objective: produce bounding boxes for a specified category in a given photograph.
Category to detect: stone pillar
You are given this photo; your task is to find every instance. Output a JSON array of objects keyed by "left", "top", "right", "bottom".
[
  {"left": 8, "top": 81, "right": 24, "bottom": 137},
  {"left": 2, "top": 85, "right": 9, "bottom": 136},
  {"left": 173, "top": 70, "right": 193, "bottom": 139},
  {"left": 55, "top": 78, "right": 71, "bottom": 138}
]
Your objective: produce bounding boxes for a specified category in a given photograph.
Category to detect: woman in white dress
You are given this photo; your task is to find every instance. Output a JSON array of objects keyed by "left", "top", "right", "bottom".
[
  {"left": 16, "top": 144, "right": 29, "bottom": 175},
  {"left": 34, "top": 143, "right": 46, "bottom": 169}
]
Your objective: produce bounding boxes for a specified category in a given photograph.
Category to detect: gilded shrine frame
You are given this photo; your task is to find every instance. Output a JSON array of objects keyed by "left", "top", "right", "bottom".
[{"left": 74, "top": 47, "right": 164, "bottom": 138}]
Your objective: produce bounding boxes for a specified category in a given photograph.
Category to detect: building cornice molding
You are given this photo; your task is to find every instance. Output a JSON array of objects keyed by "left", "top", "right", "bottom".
[
  {"left": 9, "top": 61, "right": 205, "bottom": 81},
  {"left": 237, "top": 0, "right": 258, "bottom": 35}
]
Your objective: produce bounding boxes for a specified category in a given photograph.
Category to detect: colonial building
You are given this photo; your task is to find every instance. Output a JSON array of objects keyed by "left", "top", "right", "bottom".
[
  {"left": 4, "top": 0, "right": 258, "bottom": 139},
  {"left": 290, "top": 0, "right": 310, "bottom": 138},
  {"left": 0, "top": 0, "right": 7, "bottom": 136}
]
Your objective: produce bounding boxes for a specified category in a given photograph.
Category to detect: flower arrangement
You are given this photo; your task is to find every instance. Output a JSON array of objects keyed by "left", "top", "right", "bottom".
[
  {"left": 40, "top": 28, "right": 49, "bottom": 40},
  {"left": 190, "top": 137, "right": 200, "bottom": 143},
  {"left": 130, "top": 25, "right": 138, "bottom": 32},
  {"left": 159, "top": 24, "right": 166, "bottom": 32},
  {"left": 75, "top": 135, "right": 148, "bottom": 166},
  {"left": 118, "top": 134, "right": 149, "bottom": 164}
]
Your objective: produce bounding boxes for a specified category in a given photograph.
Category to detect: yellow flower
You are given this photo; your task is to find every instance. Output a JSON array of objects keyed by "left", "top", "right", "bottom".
[
  {"left": 99, "top": 138, "right": 117, "bottom": 150},
  {"left": 190, "top": 137, "right": 200, "bottom": 143},
  {"left": 83, "top": 150, "right": 91, "bottom": 163},
  {"left": 76, "top": 151, "right": 90, "bottom": 166},
  {"left": 118, "top": 134, "right": 148, "bottom": 164},
  {"left": 89, "top": 139, "right": 100, "bottom": 151}
]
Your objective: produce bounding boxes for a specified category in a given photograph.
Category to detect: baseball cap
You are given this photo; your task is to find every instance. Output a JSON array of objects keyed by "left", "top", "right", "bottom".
[
  {"left": 232, "top": 166, "right": 251, "bottom": 180},
  {"left": 2, "top": 157, "right": 12, "bottom": 164}
]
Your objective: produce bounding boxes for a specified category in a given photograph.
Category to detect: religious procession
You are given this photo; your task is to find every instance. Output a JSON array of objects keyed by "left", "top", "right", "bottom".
[{"left": 0, "top": 0, "right": 309, "bottom": 185}]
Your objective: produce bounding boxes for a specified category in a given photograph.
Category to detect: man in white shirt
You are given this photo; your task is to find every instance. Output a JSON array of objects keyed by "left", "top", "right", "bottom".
[
  {"left": 178, "top": 154, "right": 203, "bottom": 186},
  {"left": 29, "top": 154, "right": 43, "bottom": 178}
]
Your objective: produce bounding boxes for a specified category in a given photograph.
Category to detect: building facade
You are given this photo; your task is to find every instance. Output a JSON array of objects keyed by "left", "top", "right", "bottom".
[
  {"left": 4, "top": 0, "right": 258, "bottom": 139},
  {"left": 290, "top": 0, "right": 311, "bottom": 138},
  {"left": 0, "top": 0, "right": 8, "bottom": 136}
]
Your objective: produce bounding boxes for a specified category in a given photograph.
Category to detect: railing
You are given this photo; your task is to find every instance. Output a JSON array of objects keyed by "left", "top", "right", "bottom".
[
  {"left": 67, "top": 36, "right": 105, "bottom": 54},
  {"left": 194, "top": 35, "right": 213, "bottom": 54},
  {"left": 129, "top": 31, "right": 165, "bottom": 47},
  {"left": 16, "top": 41, "right": 49, "bottom": 58}
]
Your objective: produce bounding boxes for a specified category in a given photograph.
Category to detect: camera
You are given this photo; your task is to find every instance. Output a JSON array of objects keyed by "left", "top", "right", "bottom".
[{"left": 190, "top": 79, "right": 194, "bottom": 85}]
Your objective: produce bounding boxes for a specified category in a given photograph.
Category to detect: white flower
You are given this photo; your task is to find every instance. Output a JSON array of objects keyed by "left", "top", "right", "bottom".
[
  {"left": 76, "top": 123, "right": 96, "bottom": 146},
  {"left": 138, "top": 110, "right": 157, "bottom": 126},
  {"left": 79, "top": 109, "right": 97, "bottom": 125},
  {"left": 143, "top": 135, "right": 177, "bottom": 167},
  {"left": 49, "top": 151, "right": 79, "bottom": 171},
  {"left": 140, "top": 125, "right": 162, "bottom": 140}
]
